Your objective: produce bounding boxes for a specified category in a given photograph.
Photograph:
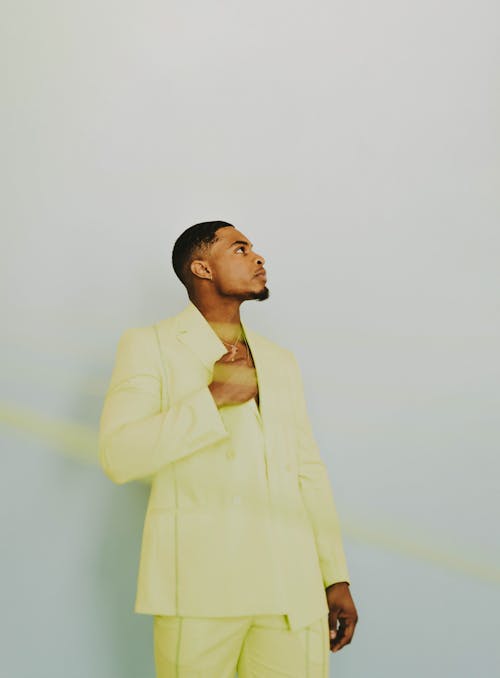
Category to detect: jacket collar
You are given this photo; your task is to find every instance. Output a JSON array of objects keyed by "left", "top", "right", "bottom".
[{"left": 174, "top": 299, "right": 259, "bottom": 374}]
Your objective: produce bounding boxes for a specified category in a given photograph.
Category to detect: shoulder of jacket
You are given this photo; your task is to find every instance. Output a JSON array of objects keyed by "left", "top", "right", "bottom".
[
  {"left": 150, "top": 314, "right": 179, "bottom": 339},
  {"left": 247, "top": 329, "right": 296, "bottom": 362},
  {"left": 119, "top": 313, "right": 178, "bottom": 338},
  {"left": 116, "top": 325, "right": 159, "bottom": 353},
  {"left": 118, "top": 324, "right": 155, "bottom": 338}
]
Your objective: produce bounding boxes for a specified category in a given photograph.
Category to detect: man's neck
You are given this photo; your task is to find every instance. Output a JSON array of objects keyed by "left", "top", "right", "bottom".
[{"left": 190, "top": 297, "right": 243, "bottom": 343}]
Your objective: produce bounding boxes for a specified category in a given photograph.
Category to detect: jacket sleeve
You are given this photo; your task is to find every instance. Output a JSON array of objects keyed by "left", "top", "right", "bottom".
[
  {"left": 289, "top": 352, "right": 351, "bottom": 588},
  {"left": 98, "top": 326, "right": 231, "bottom": 485}
]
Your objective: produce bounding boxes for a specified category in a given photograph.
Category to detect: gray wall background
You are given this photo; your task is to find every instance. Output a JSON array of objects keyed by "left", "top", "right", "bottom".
[{"left": 2, "top": 1, "right": 499, "bottom": 676}]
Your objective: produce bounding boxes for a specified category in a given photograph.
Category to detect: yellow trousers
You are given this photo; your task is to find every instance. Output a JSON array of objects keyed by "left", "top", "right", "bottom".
[{"left": 153, "top": 612, "right": 330, "bottom": 677}]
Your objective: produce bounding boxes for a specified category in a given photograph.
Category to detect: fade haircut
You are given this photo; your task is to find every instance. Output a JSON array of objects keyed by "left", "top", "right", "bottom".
[{"left": 172, "top": 220, "right": 234, "bottom": 289}]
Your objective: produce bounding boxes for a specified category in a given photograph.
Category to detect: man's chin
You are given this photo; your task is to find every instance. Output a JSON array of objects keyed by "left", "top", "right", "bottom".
[{"left": 252, "top": 286, "right": 270, "bottom": 301}]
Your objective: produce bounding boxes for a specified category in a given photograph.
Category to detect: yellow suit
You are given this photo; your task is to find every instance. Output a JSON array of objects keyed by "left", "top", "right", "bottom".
[{"left": 98, "top": 300, "right": 350, "bottom": 632}]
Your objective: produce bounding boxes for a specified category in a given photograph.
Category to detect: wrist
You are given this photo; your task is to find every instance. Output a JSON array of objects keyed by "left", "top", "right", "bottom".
[
  {"left": 208, "top": 382, "right": 224, "bottom": 407},
  {"left": 326, "top": 581, "right": 349, "bottom": 590}
]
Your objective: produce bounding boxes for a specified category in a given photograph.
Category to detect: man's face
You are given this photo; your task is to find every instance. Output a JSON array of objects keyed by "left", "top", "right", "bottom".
[{"left": 199, "top": 226, "right": 269, "bottom": 301}]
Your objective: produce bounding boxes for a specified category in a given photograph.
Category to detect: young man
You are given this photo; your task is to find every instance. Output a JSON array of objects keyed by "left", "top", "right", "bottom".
[{"left": 98, "top": 220, "right": 358, "bottom": 677}]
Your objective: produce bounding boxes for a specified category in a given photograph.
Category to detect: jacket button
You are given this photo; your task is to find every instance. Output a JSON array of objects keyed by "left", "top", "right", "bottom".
[{"left": 226, "top": 449, "right": 235, "bottom": 459}]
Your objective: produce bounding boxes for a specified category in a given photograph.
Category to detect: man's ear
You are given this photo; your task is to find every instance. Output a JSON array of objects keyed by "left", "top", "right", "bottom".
[{"left": 190, "top": 259, "right": 212, "bottom": 281}]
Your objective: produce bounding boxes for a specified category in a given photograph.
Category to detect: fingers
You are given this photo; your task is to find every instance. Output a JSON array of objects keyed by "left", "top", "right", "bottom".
[
  {"left": 328, "top": 610, "right": 338, "bottom": 644},
  {"left": 330, "top": 617, "right": 356, "bottom": 653},
  {"left": 213, "top": 363, "right": 257, "bottom": 386}
]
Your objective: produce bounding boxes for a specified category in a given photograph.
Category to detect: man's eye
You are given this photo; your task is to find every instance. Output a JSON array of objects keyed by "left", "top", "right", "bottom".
[{"left": 236, "top": 246, "right": 245, "bottom": 253}]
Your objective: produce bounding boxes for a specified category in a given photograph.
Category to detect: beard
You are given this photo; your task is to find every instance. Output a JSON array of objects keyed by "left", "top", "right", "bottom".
[{"left": 249, "top": 285, "right": 270, "bottom": 301}]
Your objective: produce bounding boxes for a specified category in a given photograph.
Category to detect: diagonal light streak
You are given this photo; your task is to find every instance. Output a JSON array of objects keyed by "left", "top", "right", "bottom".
[{"left": 1, "top": 402, "right": 499, "bottom": 585}]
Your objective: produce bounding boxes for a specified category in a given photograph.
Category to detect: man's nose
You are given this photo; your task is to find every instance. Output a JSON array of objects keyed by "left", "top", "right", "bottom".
[{"left": 254, "top": 252, "right": 265, "bottom": 265}]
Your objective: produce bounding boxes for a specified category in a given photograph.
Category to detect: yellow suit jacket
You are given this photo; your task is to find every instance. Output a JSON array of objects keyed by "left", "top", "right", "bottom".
[{"left": 98, "top": 300, "right": 350, "bottom": 631}]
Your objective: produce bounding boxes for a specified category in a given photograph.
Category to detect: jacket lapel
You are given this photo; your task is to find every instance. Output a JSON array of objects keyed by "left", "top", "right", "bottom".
[
  {"left": 239, "top": 320, "right": 267, "bottom": 422},
  {"left": 174, "top": 300, "right": 228, "bottom": 371}
]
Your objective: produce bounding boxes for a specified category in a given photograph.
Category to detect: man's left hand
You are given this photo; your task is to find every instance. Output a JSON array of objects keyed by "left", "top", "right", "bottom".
[{"left": 325, "top": 582, "right": 358, "bottom": 653}]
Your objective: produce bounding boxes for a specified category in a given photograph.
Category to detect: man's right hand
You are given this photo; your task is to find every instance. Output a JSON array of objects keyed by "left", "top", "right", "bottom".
[{"left": 208, "top": 350, "right": 259, "bottom": 407}]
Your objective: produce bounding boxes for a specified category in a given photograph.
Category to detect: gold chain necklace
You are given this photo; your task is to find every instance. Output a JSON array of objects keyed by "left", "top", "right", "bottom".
[{"left": 221, "top": 329, "right": 251, "bottom": 366}]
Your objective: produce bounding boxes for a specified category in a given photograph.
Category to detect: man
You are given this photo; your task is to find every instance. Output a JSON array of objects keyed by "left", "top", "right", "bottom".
[{"left": 98, "top": 220, "right": 358, "bottom": 677}]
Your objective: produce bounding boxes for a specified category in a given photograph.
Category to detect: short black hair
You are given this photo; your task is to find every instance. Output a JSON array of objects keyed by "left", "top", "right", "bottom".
[{"left": 172, "top": 220, "right": 234, "bottom": 289}]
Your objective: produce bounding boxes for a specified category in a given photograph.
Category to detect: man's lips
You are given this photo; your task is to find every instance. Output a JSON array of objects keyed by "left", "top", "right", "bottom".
[{"left": 255, "top": 270, "right": 267, "bottom": 279}]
